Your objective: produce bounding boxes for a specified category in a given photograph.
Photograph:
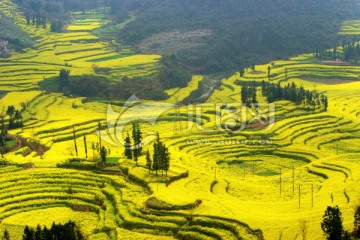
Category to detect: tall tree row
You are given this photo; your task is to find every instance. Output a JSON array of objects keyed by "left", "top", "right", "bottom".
[
  {"left": 261, "top": 81, "right": 328, "bottom": 111},
  {"left": 152, "top": 134, "right": 170, "bottom": 176},
  {"left": 124, "top": 122, "right": 142, "bottom": 165},
  {"left": 22, "top": 221, "right": 83, "bottom": 240}
]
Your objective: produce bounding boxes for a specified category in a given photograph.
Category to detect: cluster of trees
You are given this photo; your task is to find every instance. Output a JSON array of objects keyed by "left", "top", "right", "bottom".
[
  {"left": 321, "top": 205, "right": 360, "bottom": 239},
  {"left": 315, "top": 48, "right": 339, "bottom": 61},
  {"left": 146, "top": 134, "right": 170, "bottom": 176},
  {"left": 21, "top": 221, "right": 83, "bottom": 240},
  {"left": 241, "top": 83, "right": 257, "bottom": 107},
  {"left": 343, "top": 42, "right": 360, "bottom": 63},
  {"left": 5, "top": 105, "right": 23, "bottom": 129},
  {"left": 315, "top": 39, "right": 360, "bottom": 64},
  {"left": 124, "top": 122, "right": 142, "bottom": 165},
  {"left": 25, "top": 11, "right": 47, "bottom": 29},
  {"left": 261, "top": 81, "right": 328, "bottom": 111},
  {"left": 0, "top": 105, "right": 24, "bottom": 155},
  {"left": 123, "top": 124, "right": 171, "bottom": 176},
  {"left": 238, "top": 64, "right": 256, "bottom": 77},
  {"left": 44, "top": 70, "right": 168, "bottom": 100},
  {"left": 15, "top": 0, "right": 108, "bottom": 32}
]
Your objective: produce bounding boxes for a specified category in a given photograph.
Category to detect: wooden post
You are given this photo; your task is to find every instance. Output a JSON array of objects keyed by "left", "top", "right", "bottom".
[
  {"left": 299, "top": 185, "right": 301, "bottom": 209},
  {"left": 280, "top": 168, "right": 282, "bottom": 196},
  {"left": 73, "top": 126, "right": 78, "bottom": 157},
  {"left": 292, "top": 166, "right": 295, "bottom": 195},
  {"left": 311, "top": 184, "right": 314, "bottom": 208}
]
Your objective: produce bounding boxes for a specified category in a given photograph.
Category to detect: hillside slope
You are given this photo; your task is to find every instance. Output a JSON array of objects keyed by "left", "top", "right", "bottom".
[{"left": 109, "top": 0, "right": 360, "bottom": 73}]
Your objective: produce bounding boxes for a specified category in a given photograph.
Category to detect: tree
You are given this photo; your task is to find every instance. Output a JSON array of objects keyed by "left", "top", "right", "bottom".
[
  {"left": 83, "top": 136, "right": 88, "bottom": 158},
  {"left": 34, "top": 225, "right": 42, "bottom": 240},
  {"left": 355, "top": 205, "right": 360, "bottom": 238},
  {"left": 152, "top": 133, "right": 170, "bottom": 176},
  {"left": 2, "top": 229, "right": 10, "bottom": 240},
  {"left": 59, "top": 69, "right": 70, "bottom": 86},
  {"left": 23, "top": 221, "right": 83, "bottom": 240},
  {"left": 239, "top": 66, "right": 245, "bottom": 77},
  {"left": 267, "top": 65, "right": 271, "bottom": 78},
  {"left": 6, "top": 106, "right": 15, "bottom": 118},
  {"left": 50, "top": 19, "right": 62, "bottom": 32},
  {"left": 152, "top": 134, "right": 160, "bottom": 176},
  {"left": 162, "top": 144, "right": 170, "bottom": 176},
  {"left": 100, "top": 146, "right": 107, "bottom": 162},
  {"left": 124, "top": 133, "right": 132, "bottom": 159},
  {"left": 23, "top": 226, "right": 34, "bottom": 240},
  {"left": 146, "top": 150, "right": 152, "bottom": 173},
  {"left": 321, "top": 206, "right": 344, "bottom": 240},
  {"left": 133, "top": 146, "right": 138, "bottom": 166},
  {"left": 72, "top": 126, "right": 78, "bottom": 157},
  {"left": 132, "top": 122, "right": 142, "bottom": 155}
]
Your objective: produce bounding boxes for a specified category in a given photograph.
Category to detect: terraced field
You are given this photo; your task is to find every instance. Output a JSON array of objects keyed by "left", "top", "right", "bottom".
[
  {"left": 0, "top": 0, "right": 360, "bottom": 239},
  {"left": 0, "top": 167, "right": 262, "bottom": 240},
  {"left": 0, "top": 0, "right": 160, "bottom": 91}
]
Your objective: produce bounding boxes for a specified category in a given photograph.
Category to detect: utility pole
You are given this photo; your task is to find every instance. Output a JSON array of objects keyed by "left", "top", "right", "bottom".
[
  {"left": 214, "top": 166, "right": 217, "bottom": 180},
  {"left": 73, "top": 126, "right": 78, "bottom": 157},
  {"left": 292, "top": 166, "right": 295, "bottom": 195},
  {"left": 98, "top": 121, "right": 102, "bottom": 150},
  {"left": 280, "top": 168, "right": 282, "bottom": 196},
  {"left": 299, "top": 185, "right": 301, "bottom": 209},
  {"left": 311, "top": 184, "right": 314, "bottom": 208}
]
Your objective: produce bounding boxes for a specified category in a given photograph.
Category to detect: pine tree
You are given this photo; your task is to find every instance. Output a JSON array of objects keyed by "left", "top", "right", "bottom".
[
  {"left": 72, "top": 126, "right": 78, "bottom": 157},
  {"left": 151, "top": 134, "right": 170, "bottom": 176},
  {"left": 34, "top": 225, "right": 42, "bottom": 240},
  {"left": 133, "top": 147, "right": 138, "bottom": 166},
  {"left": 2, "top": 229, "right": 10, "bottom": 240},
  {"left": 152, "top": 134, "right": 160, "bottom": 176},
  {"left": 146, "top": 150, "right": 152, "bottom": 173},
  {"left": 159, "top": 143, "right": 165, "bottom": 176},
  {"left": 321, "top": 206, "right": 344, "bottom": 240},
  {"left": 354, "top": 205, "right": 360, "bottom": 238},
  {"left": 84, "top": 136, "right": 88, "bottom": 158},
  {"left": 124, "top": 133, "right": 132, "bottom": 159},
  {"left": 162, "top": 145, "right": 170, "bottom": 176},
  {"left": 100, "top": 146, "right": 107, "bottom": 163},
  {"left": 23, "top": 226, "right": 34, "bottom": 240}
]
